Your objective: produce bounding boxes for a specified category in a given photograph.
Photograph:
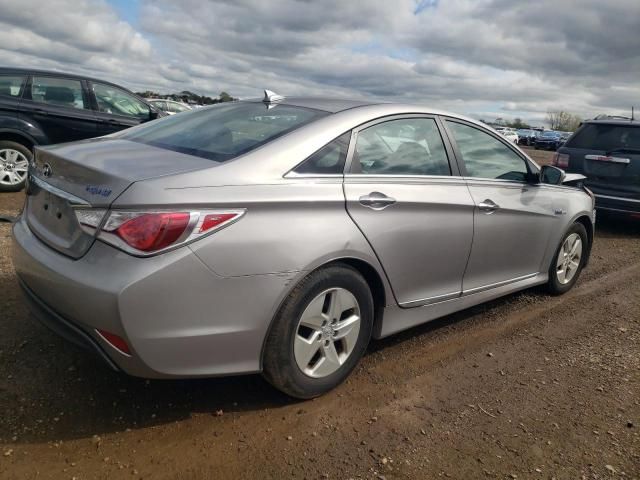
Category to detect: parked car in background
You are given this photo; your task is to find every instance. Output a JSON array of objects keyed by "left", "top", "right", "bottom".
[
  {"left": 554, "top": 117, "right": 640, "bottom": 217},
  {"left": 0, "top": 67, "right": 164, "bottom": 191},
  {"left": 147, "top": 98, "right": 192, "bottom": 115},
  {"left": 13, "top": 93, "right": 595, "bottom": 398},
  {"left": 495, "top": 127, "right": 519, "bottom": 144},
  {"left": 535, "top": 131, "right": 563, "bottom": 150},
  {"left": 516, "top": 129, "right": 540, "bottom": 146}
]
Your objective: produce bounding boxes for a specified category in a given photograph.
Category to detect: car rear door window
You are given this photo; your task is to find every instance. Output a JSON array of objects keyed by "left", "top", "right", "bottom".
[
  {"left": 0, "top": 75, "right": 26, "bottom": 97},
  {"left": 352, "top": 118, "right": 451, "bottom": 176},
  {"left": 168, "top": 102, "right": 190, "bottom": 113},
  {"left": 31, "top": 77, "right": 87, "bottom": 110},
  {"left": 446, "top": 121, "right": 529, "bottom": 181},
  {"left": 93, "top": 83, "right": 150, "bottom": 119},
  {"left": 565, "top": 123, "right": 640, "bottom": 151},
  {"left": 294, "top": 132, "right": 351, "bottom": 174}
]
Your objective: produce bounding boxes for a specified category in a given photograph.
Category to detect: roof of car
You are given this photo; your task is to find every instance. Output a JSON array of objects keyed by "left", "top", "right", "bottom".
[
  {"left": 0, "top": 66, "right": 129, "bottom": 90},
  {"left": 586, "top": 117, "right": 640, "bottom": 126},
  {"left": 243, "top": 96, "right": 380, "bottom": 113}
]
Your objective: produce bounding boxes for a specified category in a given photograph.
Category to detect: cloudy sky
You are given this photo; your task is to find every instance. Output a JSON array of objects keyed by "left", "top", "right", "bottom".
[{"left": 0, "top": 0, "right": 638, "bottom": 125}]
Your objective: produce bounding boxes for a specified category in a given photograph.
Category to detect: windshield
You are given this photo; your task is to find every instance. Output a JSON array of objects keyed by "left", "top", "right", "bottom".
[
  {"left": 565, "top": 123, "right": 640, "bottom": 151},
  {"left": 542, "top": 131, "right": 558, "bottom": 138},
  {"left": 120, "top": 102, "right": 328, "bottom": 161}
]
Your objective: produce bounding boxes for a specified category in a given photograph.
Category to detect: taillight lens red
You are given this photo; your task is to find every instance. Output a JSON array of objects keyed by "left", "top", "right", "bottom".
[
  {"left": 200, "top": 213, "right": 237, "bottom": 233},
  {"left": 115, "top": 212, "right": 190, "bottom": 252},
  {"left": 84, "top": 209, "right": 245, "bottom": 256},
  {"left": 551, "top": 153, "right": 570, "bottom": 169}
]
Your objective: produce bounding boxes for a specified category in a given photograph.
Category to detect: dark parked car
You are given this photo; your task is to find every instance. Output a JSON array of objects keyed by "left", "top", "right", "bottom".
[
  {"left": 535, "top": 131, "right": 563, "bottom": 150},
  {"left": 554, "top": 118, "right": 640, "bottom": 217},
  {"left": 0, "top": 67, "right": 163, "bottom": 191},
  {"left": 516, "top": 129, "right": 540, "bottom": 146}
]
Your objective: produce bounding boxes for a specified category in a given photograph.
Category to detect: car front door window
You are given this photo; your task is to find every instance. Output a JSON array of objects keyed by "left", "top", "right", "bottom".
[
  {"left": 446, "top": 121, "right": 529, "bottom": 181},
  {"left": 93, "top": 83, "right": 150, "bottom": 119}
]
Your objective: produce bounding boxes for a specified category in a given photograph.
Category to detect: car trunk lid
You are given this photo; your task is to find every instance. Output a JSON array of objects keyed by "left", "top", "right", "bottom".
[{"left": 25, "top": 138, "right": 215, "bottom": 259}]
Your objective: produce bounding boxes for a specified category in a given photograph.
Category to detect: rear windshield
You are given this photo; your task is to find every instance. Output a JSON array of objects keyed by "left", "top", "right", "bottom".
[
  {"left": 565, "top": 123, "right": 640, "bottom": 151},
  {"left": 120, "top": 102, "right": 328, "bottom": 161}
]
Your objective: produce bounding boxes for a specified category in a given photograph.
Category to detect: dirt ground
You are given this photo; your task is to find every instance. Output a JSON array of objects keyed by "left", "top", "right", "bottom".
[{"left": 1, "top": 147, "right": 639, "bottom": 479}]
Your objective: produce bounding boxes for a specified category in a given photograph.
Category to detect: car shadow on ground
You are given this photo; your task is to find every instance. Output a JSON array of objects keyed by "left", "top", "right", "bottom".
[{"left": 1, "top": 212, "right": 638, "bottom": 444}]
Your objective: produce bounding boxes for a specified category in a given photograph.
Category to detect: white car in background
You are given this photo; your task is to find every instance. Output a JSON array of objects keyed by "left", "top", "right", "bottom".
[
  {"left": 146, "top": 99, "right": 192, "bottom": 115},
  {"left": 495, "top": 127, "right": 519, "bottom": 144}
]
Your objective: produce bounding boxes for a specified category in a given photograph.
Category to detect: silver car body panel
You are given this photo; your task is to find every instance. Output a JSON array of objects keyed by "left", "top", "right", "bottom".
[{"left": 12, "top": 99, "right": 595, "bottom": 378}]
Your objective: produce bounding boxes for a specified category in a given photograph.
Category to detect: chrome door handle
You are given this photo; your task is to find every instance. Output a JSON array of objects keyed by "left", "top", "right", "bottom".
[
  {"left": 359, "top": 192, "right": 396, "bottom": 210},
  {"left": 478, "top": 199, "right": 500, "bottom": 213}
]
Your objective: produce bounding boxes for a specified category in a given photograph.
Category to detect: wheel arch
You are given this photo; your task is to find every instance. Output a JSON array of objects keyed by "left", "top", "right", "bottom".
[
  {"left": 0, "top": 128, "right": 38, "bottom": 151},
  {"left": 259, "top": 256, "right": 389, "bottom": 370},
  {"left": 574, "top": 214, "right": 594, "bottom": 267}
]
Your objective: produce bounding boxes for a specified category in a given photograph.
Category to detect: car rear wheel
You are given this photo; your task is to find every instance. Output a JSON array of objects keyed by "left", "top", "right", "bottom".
[
  {"left": 0, "top": 141, "right": 31, "bottom": 192},
  {"left": 262, "top": 264, "right": 374, "bottom": 399},
  {"left": 546, "top": 222, "right": 588, "bottom": 295}
]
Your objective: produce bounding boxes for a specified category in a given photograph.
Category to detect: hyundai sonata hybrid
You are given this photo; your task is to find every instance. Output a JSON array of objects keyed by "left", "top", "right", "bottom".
[{"left": 12, "top": 92, "right": 595, "bottom": 398}]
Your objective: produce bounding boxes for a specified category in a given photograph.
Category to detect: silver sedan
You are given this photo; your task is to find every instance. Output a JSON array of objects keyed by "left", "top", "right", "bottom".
[{"left": 12, "top": 92, "right": 595, "bottom": 398}]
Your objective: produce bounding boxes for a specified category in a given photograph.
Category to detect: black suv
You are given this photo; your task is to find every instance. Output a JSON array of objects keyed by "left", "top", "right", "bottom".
[
  {"left": 554, "top": 118, "right": 640, "bottom": 217},
  {"left": 0, "top": 67, "right": 163, "bottom": 191}
]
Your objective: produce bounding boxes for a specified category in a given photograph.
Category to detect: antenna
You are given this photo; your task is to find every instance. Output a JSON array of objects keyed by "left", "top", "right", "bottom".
[
  {"left": 632, "top": 106, "right": 635, "bottom": 121},
  {"left": 263, "top": 90, "right": 285, "bottom": 104}
]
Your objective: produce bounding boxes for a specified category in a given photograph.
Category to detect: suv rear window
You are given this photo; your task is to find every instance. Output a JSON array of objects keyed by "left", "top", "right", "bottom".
[
  {"left": 120, "top": 102, "right": 328, "bottom": 162},
  {"left": 565, "top": 123, "right": 640, "bottom": 151}
]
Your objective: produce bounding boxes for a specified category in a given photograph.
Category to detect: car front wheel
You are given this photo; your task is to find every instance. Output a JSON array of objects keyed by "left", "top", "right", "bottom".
[
  {"left": 262, "top": 264, "right": 374, "bottom": 399},
  {"left": 546, "top": 222, "right": 588, "bottom": 295}
]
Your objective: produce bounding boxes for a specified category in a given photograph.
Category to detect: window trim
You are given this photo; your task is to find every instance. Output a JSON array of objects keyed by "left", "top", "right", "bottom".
[
  {"left": 88, "top": 80, "right": 151, "bottom": 120},
  {"left": 441, "top": 117, "right": 539, "bottom": 185},
  {"left": 344, "top": 114, "right": 460, "bottom": 177},
  {"left": 24, "top": 75, "right": 92, "bottom": 111}
]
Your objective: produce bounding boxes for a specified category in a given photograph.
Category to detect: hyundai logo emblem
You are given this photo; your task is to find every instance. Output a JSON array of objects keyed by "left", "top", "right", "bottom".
[{"left": 42, "top": 163, "right": 52, "bottom": 178}]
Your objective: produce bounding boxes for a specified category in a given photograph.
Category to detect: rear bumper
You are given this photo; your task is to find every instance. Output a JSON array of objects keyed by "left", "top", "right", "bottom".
[
  {"left": 11, "top": 213, "right": 298, "bottom": 378},
  {"left": 594, "top": 193, "right": 640, "bottom": 215},
  {"left": 17, "top": 277, "right": 120, "bottom": 372}
]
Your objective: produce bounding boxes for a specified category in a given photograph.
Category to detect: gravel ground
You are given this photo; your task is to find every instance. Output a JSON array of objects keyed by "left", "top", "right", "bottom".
[{"left": 1, "top": 148, "right": 638, "bottom": 479}]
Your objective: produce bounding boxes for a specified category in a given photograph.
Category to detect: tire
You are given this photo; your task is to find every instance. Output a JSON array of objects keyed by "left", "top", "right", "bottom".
[
  {"left": 546, "top": 222, "right": 588, "bottom": 295},
  {"left": 262, "top": 264, "right": 374, "bottom": 399},
  {"left": 0, "top": 140, "right": 31, "bottom": 192}
]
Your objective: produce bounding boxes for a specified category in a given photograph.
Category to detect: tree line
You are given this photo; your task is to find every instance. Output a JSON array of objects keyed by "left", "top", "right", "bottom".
[{"left": 482, "top": 110, "right": 585, "bottom": 132}]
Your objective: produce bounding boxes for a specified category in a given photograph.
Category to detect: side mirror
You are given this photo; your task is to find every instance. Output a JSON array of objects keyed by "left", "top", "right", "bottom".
[
  {"left": 540, "top": 165, "right": 565, "bottom": 185},
  {"left": 149, "top": 109, "right": 159, "bottom": 120}
]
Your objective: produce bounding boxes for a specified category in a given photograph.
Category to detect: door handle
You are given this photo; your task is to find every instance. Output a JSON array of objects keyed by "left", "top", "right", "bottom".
[
  {"left": 34, "top": 108, "right": 48, "bottom": 116},
  {"left": 359, "top": 192, "right": 396, "bottom": 210},
  {"left": 478, "top": 199, "right": 500, "bottom": 213}
]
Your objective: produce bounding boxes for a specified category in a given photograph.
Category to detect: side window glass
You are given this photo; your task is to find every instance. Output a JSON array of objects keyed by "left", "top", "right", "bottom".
[
  {"left": 93, "top": 83, "right": 150, "bottom": 119},
  {"left": 31, "top": 77, "right": 87, "bottom": 109},
  {"left": 294, "top": 132, "right": 351, "bottom": 174},
  {"left": 446, "top": 121, "right": 529, "bottom": 181},
  {"left": 353, "top": 118, "right": 450, "bottom": 176},
  {"left": 0, "top": 75, "right": 25, "bottom": 97}
]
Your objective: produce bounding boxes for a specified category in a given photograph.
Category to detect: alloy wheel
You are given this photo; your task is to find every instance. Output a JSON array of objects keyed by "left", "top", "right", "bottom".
[
  {"left": 294, "top": 287, "right": 361, "bottom": 378},
  {"left": 0, "top": 149, "right": 29, "bottom": 186},
  {"left": 556, "top": 233, "right": 582, "bottom": 284}
]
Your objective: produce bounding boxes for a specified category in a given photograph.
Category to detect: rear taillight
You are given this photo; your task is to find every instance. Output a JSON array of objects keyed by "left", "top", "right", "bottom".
[
  {"left": 551, "top": 153, "right": 570, "bottom": 168},
  {"left": 74, "top": 208, "right": 245, "bottom": 256}
]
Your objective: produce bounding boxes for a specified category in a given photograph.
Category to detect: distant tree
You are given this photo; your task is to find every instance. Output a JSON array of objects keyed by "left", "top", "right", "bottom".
[
  {"left": 546, "top": 110, "right": 582, "bottom": 131},
  {"left": 219, "top": 91, "right": 233, "bottom": 103}
]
